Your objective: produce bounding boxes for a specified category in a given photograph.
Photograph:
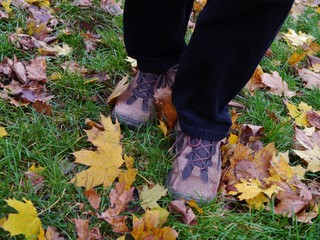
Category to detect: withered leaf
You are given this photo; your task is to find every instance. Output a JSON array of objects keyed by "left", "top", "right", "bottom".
[
  {"left": 12, "top": 58, "right": 27, "bottom": 84},
  {"left": 261, "top": 71, "right": 296, "bottom": 97},
  {"left": 298, "top": 68, "right": 320, "bottom": 89},
  {"left": 45, "top": 226, "right": 65, "bottom": 240},
  {"left": 72, "top": 0, "right": 92, "bottom": 7},
  {"left": 84, "top": 189, "right": 101, "bottom": 210},
  {"left": 100, "top": 0, "right": 123, "bottom": 16},
  {"left": 72, "top": 219, "right": 102, "bottom": 240},
  {"left": 26, "top": 56, "right": 47, "bottom": 82},
  {"left": 169, "top": 200, "right": 197, "bottom": 225}
]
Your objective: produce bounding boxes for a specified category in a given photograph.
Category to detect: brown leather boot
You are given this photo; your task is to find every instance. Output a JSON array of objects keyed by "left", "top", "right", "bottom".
[
  {"left": 167, "top": 130, "right": 222, "bottom": 202},
  {"left": 112, "top": 65, "right": 177, "bottom": 127}
]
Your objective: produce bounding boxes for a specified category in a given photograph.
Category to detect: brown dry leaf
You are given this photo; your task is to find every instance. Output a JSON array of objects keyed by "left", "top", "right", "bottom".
[
  {"left": 70, "top": 115, "right": 125, "bottom": 189},
  {"left": 193, "top": 0, "right": 206, "bottom": 12},
  {"left": 45, "top": 226, "right": 65, "bottom": 240},
  {"left": 99, "top": 182, "right": 133, "bottom": 233},
  {"left": 100, "top": 0, "right": 123, "bottom": 16},
  {"left": 0, "top": 9, "right": 8, "bottom": 18},
  {"left": 288, "top": 52, "right": 307, "bottom": 65},
  {"left": 12, "top": 57, "right": 27, "bottom": 84},
  {"left": 72, "top": 0, "right": 92, "bottom": 7},
  {"left": 306, "top": 110, "right": 320, "bottom": 128},
  {"left": 169, "top": 200, "right": 197, "bottom": 225},
  {"left": 72, "top": 219, "right": 102, "bottom": 240},
  {"left": 261, "top": 71, "right": 296, "bottom": 97},
  {"left": 61, "top": 61, "right": 88, "bottom": 75},
  {"left": 84, "top": 189, "right": 101, "bottom": 210},
  {"left": 298, "top": 68, "right": 320, "bottom": 89},
  {"left": 308, "top": 55, "right": 320, "bottom": 73},
  {"left": 26, "top": 56, "right": 47, "bottom": 82},
  {"left": 154, "top": 87, "right": 178, "bottom": 131},
  {"left": 81, "top": 32, "right": 101, "bottom": 52},
  {"left": 26, "top": 19, "right": 53, "bottom": 41},
  {"left": 140, "top": 184, "right": 167, "bottom": 210},
  {"left": 131, "top": 208, "right": 178, "bottom": 240},
  {"left": 245, "top": 65, "right": 264, "bottom": 95},
  {"left": 107, "top": 77, "right": 128, "bottom": 106},
  {"left": 32, "top": 100, "right": 52, "bottom": 115}
]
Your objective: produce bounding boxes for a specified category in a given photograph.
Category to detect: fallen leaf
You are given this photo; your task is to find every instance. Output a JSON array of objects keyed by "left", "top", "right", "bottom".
[
  {"left": 2, "top": 0, "right": 12, "bottom": 13},
  {"left": 107, "top": 77, "right": 128, "bottom": 106},
  {"left": 84, "top": 189, "right": 101, "bottom": 210},
  {"left": 0, "top": 9, "right": 8, "bottom": 19},
  {"left": 140, "top": 184, "right": 167, "bottom": 210},
  {"left": 70, "top": 115, "right": 125, "bottom": 189},
  {"left": 282, "top": 29, "right": 315, "bottom": 48},
  {"left": 2, "top": 198, "right": 45, "bottom": 240},
  {"left": 72, "top": 0, "right": 92, "bottom": 7},
  {"left": 294, "top": 146, "right": 320, "bottom": 172},
  {"left": 306, "top": 110, "right": 320, "bottom": 128},
  {"left": 158, "top": 120, "right": 168, "bottom": 136},
  {"left": 284, "top": 101, "right": 311, "bottom": 127},
  {"left": 261, "top": 71, "right": 296, "bottom": 97},
  {"left": 298, "top": 68, "right": 320, "bottom": 89},
  {"left": 32, "top": 100, "right": 52, "bottom": 115},
  {"left": 288, "top": 52, "right": 307, "bottom": 65},
  {"left": 131, "top": 208, "right": 178, "bottom": 240},
  {"left": 0, "top": 127, "right": 8, "bottom": 137},
  {"left": 99, "top": 182, "right": 133, "bottom": 233},
  {"left": 54, "top": 43, "right": 72, "bottom": 56},
  {"left": 100, "top": 0, "right": 123, "bottom": 16},
  {"left": 187, "top": 199, "right": 204, "bottom": 215},
  {"left": 118, "top": 167, "right": 137, "bottom": 190},
  {"left": 45, "top": 226, "right": 65, "bottom": 240},
  {"left": 25, "top": 57, "right": 47, "bottom": 82},
  {"left": 61, "top": 61, "right": 88, "bottom": 75},
  {"left": 72, "top": 219, "right": 102, "bottom": 240},
  {"left": 169, "top": 200, "right": 197, "bottom": 225},
  {"left": 154, "top": 87, "right": 178, "bottom": 131},
  {"left": 245, "top": 65, "right": 265, "bottom": 95}
]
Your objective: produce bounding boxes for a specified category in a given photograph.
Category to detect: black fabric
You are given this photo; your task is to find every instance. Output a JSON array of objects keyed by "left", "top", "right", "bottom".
[{"left": 123, "top": 0, "right": 294, "bottom": 140}]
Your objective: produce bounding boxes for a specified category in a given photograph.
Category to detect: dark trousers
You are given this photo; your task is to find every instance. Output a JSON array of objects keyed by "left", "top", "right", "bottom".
[{"left": 123, "top": 0, "right": 294, "bottom": 141}]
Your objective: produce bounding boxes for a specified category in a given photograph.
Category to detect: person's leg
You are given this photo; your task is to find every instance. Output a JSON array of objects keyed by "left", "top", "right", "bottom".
[
  {"left": 113, "top": 0, "right": 194, "bottom": 127},
  {"left": 123, "top": 0, "right": 194, "bottom": 73},
  {"left": 173, "top": 0, "right": 295, "bottom": 141},
  {"left": 169, "top": 0, "right": 294, "bottom": 201}
]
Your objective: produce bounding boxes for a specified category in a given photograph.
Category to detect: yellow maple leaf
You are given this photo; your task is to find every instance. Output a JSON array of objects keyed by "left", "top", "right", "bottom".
[
  {"left": 0, "top": 127, "right": 8, "bottom": 137},
  {"left": 53, "top": 43, "right": 72, "bottom": 56},
  {"left": 158, "top": 120, "right": 168, "bottom": 136},
  {"left": 1, "top": 0, "right": 12, "bottom": 13},
  {"left": 2, "top": 198, "right": 45, "bottom": 240},
  {"left": 288, "top": 51, "right": 307, "bottom": 65},
  {"left": 282, "top": 29, "right": 315, "bottom": 48},
  {"left": 70, "top": 115, "right": 125, "bottom": 189},
  {"left": 131, "top": 208, "right": 178, "bottom": 240},
  {"left": 285, "top": 101, "right": 311, "bottom": 127},
  {"left": 28, "top": 164, "right": 45, "bottom": 173},
  {"left": 140, "top": 184, "right": 167, "bottom": 210},
  {"left": 107, "top": 77, "right": 128, "bottom": 105},
  {"left": 231, "top": 179, "right": 280, "bottom": 209}
]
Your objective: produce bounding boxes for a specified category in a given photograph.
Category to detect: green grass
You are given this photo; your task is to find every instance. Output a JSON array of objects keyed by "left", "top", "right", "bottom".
[{"left": 0, "top": 2, "right": 320, "bottom": 240}]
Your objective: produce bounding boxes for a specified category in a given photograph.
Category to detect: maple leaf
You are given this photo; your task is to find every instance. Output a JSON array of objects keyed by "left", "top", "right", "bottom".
[
  {"left": 154, "top": 87, "right": 178, "bottom": 131},
  {"left": 288, "top": 51, "right": 307, "bottom": 65},
  {"left": 72, "top": 219, "right": 102, "bottom": 240},
  {"left": 169, "top": 200, "right": 197, "bottom": 225},
  {"left": 284, "top": 101, "right": 312, "bottom": 127},
  {"left": 100, "top": 0, "right": 123, "bottom": 16},
  {"left": 2, "top": 0, "right": 12, "bottom": 12},
  {"left": 54, "top": 43, "right": 72, "bottom": 56},
  {"left": 158, "top": 120, "right": 169, "bottom": 136},
  {"left": 70, "top": 115, "right": 125, "bottom": 189},
  {"left": 131, "top": 208, "right": 178, "bottom": 240},
  {"left": 140, "top": 184, "right": 167, "bottom": 210},
  {"left": 298, "top": 68, "right": 320, "bottom": 89},
  {"left": 0, "top": 127, "right": 8, "bottom": 137},
  {"left": 230, "top": 179, "right": 280, "bottom": 209},
  {"left": 261, "top": 71, "right": 296, "bottom": 97},
  {"left": 45, "top": 227, "right": 65, "bottom": 240},
  {"left": 294, "top": 146, "right": 320, "bottom": 173},
  {"left": 99, "top": 182, "right": 133, "bottom": 233},
  {"left": 107, "top": 77, "right": 128, "bottom": 106},
  {"left": 84, "top": 189, "right": 101, "bottom": 210},
  {"left": 2, "top": 198, "right": 45, "bottom": 240},
  {"left": 245, "top": 65, "right": 264, "bottom": 95},
  {"left": 282, "top": 29, "right": 315, "bottom": 48}
]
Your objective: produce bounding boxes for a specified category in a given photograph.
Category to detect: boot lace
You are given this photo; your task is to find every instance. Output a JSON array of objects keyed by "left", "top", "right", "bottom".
[
  {"left": 173, "top": 133, "right": 219, "bottom": 183},
  {"left": 126, "top": 65, "right": 178, "bottom": 111}
]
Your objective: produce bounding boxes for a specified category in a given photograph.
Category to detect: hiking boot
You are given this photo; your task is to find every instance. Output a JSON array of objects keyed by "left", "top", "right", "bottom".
[
  {"left": 167, "top": 131, "right": 222, "bottom": 202},
  {"left": 112, "top": 65, "right": 178, "bottom": 127}
]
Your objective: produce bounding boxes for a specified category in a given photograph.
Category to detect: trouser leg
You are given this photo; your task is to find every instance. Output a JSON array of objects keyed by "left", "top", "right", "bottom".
[
  {"left": 172, "top": 0, "right": 294, "bottom": 141},
  {"left": 123, "top": 0, "right": 194, "bottom": 73}
]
